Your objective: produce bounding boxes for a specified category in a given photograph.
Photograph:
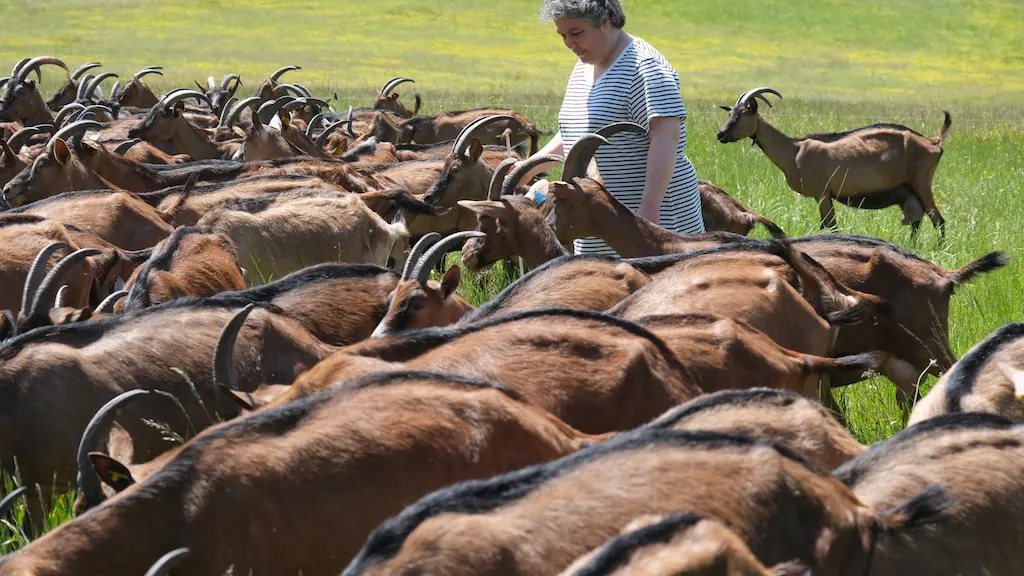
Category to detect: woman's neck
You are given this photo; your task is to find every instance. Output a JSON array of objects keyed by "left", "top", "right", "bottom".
[{"left": 593, "top": 31, "right": 632, "bottom": 78}]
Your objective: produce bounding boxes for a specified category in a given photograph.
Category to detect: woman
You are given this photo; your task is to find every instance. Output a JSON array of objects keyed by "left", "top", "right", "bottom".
[{"left": 523, "top": 0, "right": 704, "bottom": 256}]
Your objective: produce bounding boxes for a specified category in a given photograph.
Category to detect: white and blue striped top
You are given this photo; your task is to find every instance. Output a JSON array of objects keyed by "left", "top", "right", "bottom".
[{"left": 558, "top": 37, "right": 704, "bottom": 256}]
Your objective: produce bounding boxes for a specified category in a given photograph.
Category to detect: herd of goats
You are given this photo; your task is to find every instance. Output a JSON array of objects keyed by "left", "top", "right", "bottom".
[{"left": 0, "top": 55, "right": 1020, "bottom": 575}]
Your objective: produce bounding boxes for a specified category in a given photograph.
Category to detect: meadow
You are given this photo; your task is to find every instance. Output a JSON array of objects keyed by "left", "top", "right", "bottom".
[{"left": 0, "top": 0, "right": 1022, "bottom": 551}]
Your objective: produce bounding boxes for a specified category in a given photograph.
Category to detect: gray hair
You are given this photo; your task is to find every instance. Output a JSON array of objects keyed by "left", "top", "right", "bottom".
[{"left": 539, "top": 0, "right": 626, "bottom": 29}]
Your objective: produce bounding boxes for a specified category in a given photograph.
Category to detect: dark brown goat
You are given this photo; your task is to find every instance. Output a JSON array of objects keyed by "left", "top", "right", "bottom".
[
  {"left": 45, "top": 61, "right": 102, "bottom": 111},
  {"left": 403, "top": 107, "right": 542, "bottom": 155},
  {"left": 0, "top": 56, "right": 69, "bottom": 126},
  {"left": 342, "top": 428, "right": 945, "bottom": 576},
  {"left": 0, "top": 371, "right": 600, "bottom": 575},
  {"left": 127, "top": 89, "right": 234, "bottom": 160},
  {"left": 118, "top": 227, "right": 247, "bottom": 312},
  {"left": 699, "top": 180, "right": 786, "bottom": 237},
  {"left": 835, "top": 413, "right": 1024, "bottom": 576},
  {"left": 717, "top": 87, "right": 950, "bottom": 235},
  {"left": 114, "top": 66, "right": 165, "bottom": 109},
  {"left": 372, "top": 77, "right": 421, "bottom": 118}
]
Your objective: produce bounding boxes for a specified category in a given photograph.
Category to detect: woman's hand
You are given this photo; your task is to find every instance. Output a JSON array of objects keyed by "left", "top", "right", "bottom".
[{"left": 638, "top": 116, "right": 680, "bottom": 224}]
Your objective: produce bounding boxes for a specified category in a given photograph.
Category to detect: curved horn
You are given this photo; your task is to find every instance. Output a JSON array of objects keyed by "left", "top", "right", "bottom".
[
  {"left": 344, "top": 106, "right": 355, "bottom": 137},
  {"left": 30, "top": 248, "right": 102, "bottom": 318},
  {"left": 487, "top": 157, "right": 519, "bottom": 201},
  {"left": 71, "top": 62, "right": 102, "bottom": 81},
  {"left": 47, "top": 120, "right": 103, "bottom": 154},
  {"left": 218, "top": 97, "right": 239, "bottom": 127},
  {"left": 223, "top": 96, "right": 261, "bottom": 129},
  {"left": 9, "top": 58, "right": 31, "bottom": 78},
  {"left": 735, "top": 87, "right": 782, "bottom": 108},
  {"left": 75, "top": 389, "right": 152, "bottom": 510},
  {"left": 269, "top": 65, "right": 300, "bottom": 82},
  {"left": 315, "top": 119, "right": 349, "bottom": 146},
  {"left": 380, "top": 77, "right": 414, "bottom": 96},
  {"left": 54, "top": 102, "right": 86, "bottom": 128},
  {"left": 282, "top": 97, "right": 328, "bottom": 112},
  {"left": 290, "top": 83, "right": 312, "bottom": 97},
  {"left": 96, "top": 289, "right": 127, "bottom": 313},
  {"left": 83, "top": 72, "right": 117, "bottom": 100},
  {"left": 595, "top": 122, "right": 646, "bottom": 140},
  {"left": 21, "top": 242, "right": 67, "bottom": 318},
  {"left": 563, "top": 133, "right": 611, "bottom": 181},
  {"left": 219, "top": 73, "right": 241, "bottom": 90},
  {"left": 144, "top": 548, "right": 191, "bottom": 576},
  {"left": 159, "top": 89, "right": 211, "bottom": 110},
  {"left": 109, "top": 79, "right": 121, "bottom": 99},
  {"left": 207, "top": 76, "right": 215, "bottom": 90},
  {"left": 257, "top": 96, "right": 295, "bottom": 124},
  {"left": 76, "top": 74, "right": 95, "bottom": 101},
  {"left": 113, "top": 139, "right": 142, "bottom": 155},
  {"left": 213, "top": 304, "right": 256, "bottom": 392},
  {"left": 0, "top": 139, "right": 14, "bottom": 163},
  {"left": 278, "top": 84, "right": 307, "bottom": 98},
  {"left": 0, "top": 487, "right": 27, "bottom": 520},
  {"left": 305, "top": 113, "right": 325, "bottom": 137},
  {"left": 54, "top": 284, "right": 68, "bottom": 308},
  {"left": 6, "top": 126, "right": 42, "bottom": 152},
  {"left": 14, "top": 56, "right": 69, "bottom": 84},
  {"left": 132, "top": 68, "right": 163, "bottom": 82},
  {"left": 78, "top": 104, "right": 113, "bottom": 122},
  {"left": 0, "top": 77, "right": 9, "bottom": 92},
  {"left": 401, "top": 233, "right": 441, "bottom": 281},
  {"left": 500, "top": 153, "right": 564, "bottom": 196},
  {"left": 412, "top": 231, "right": 485, "bottom": 286},
  {"left": 453, "top": 114, "right": 515, "bottom": 159}
]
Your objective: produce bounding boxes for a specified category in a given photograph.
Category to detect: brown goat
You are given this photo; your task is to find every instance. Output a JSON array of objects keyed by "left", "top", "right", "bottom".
[
  {"left": 835, "top": 413, "right": 1024, "bottom": 576},
  {"left": 717, "top": 88, "right": 950, "bottom": 235},
  {"left": 45, "top": 61, "right": 102, "bottom": 111},
  {"left": 403, "top": 107, "right": 541, "bottom": 155},
  {"left": 698, "top": 180, "right": 786, "bottom": 237},
  {"left": 0, "top": 56, "right": 69, "bottom": 126},
  {"left": 118, "top": 227, "right": 247, "bottom": 312},
  {"left": 0, "top": 371, "right": 600, "bottom": 575},
  {"left": 559, "top": 512, "right": 809, "bottom": 576},
  {"left": 114, "top": 66, "right": 164, "bottom": 109},
  {"left": 909, "top": 322, "right": 1024, "bottom": 424},
  {"left": 342, "top": 428, "right": 945, "bottom": 576},
  {"left": 127, "top": 89, "right": 235, "bottom": 160},
  {"left": 372, "top": 77, "right": 421, "bottom": 118}
]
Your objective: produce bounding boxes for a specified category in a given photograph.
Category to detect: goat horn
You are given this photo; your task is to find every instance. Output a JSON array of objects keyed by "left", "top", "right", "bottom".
[
  {"left": 345, "top": 106, "right": 355, "bottom": 136},
  {"left": 9, "top": 58, "right": 31, "bottom": 78},
  {"left": 219, "top": 73, "right": 241, "bottom": 90},
  {"left": 6, "top": 126, "right": 42, "bottom": 152},
  {"left": 70, "top": 62, "right": 102, "bottom": 81},
  {"left": 563, "top": 133, "right": 611, "bottom": 181},
  {"left": 596, "top": 122, "right": 646, "bottom": 140},
  {"left": 78, "top": 104, "right": 113, "bottom": 122},
  {"left": 218, "top": 97, "right": 238, "bottom": 127},
  {"left": 401, "top": 233, "right": 442, "bottom": 281},
  {"left": 0, "top": 77, "right": 9, "bottom": 92},
  {"left": 0, "top": 486, "right": 26, "bottom": 520},
  {"left": 282, "top": 97, "right": 328, "bottom": 112},
  {"left": 75, "top": 388, "right": 151, "bottom": 510},
  {"left": 144, "top": 548, "right": 191, "bottom": 576},
  {"left": 132, "top": 68, "right": 163, "bottom": 82},
  {"left": 257, "top": 96, "right": 295, "bottom": 124},
  {"left": 380, "top": 77, "right": 414, "bottom": 96},
  {"left": 47, "top": 120, "right": 103, "bottom": 154},
  {"left": 453, "top": 114, "right": 515, "bottom": 159},
  {"left": 412, "top": 231, "right": 485, "bottom": 287},
  {"left": 315, "top": 119, "right": 348, "bottom": 146},
  {"left": 159, "top": 89, "right": 210, "bottom": 109},
  {"left": 487, "top": 157, "right": 519, "bottom": 201},
  {"left": 112, "top": 138, "right": 141, "bottom": 155},
  {"left": 305, "top": 113, "right": 325, "bottom": 137},
  {"left": 223, "top": 96, "right": 260, "bottom": 129},
  {"left": 54, "top": 103, "right": 86, "bottom": 128},
  {"left": 20, "top": 242, "right": 67, "bottom": 318},
  {"left": 501, "top": 153, "right": 564, "bottom": 197},
  {"left": 109, "top": 80, "right": 121, "bottom": 100},
  {"left": 735, "top": 87, "right": 782, "bottom": 108},
  {"left": 0, "top": 140, "right": 14, "bottom": 163},
  {"left": 30, "top": 248, "right": 102, "bottom": 319},
  {"left": 76, "top": 74, "right": 95, "bottom": 101},
  {"left": 278, "top": 84, "right": 306, "bottom": 98},
  {"left": 213, "top": 304, "right": 256, "bottom": 392},
  {"left": 14, "top": 56, "right": 68, "bottom": 84},
  {"left": 207, "top": 76, "right": 215, "bottom": 90},
  {"left": 291, "top": 83, "right": 312, "bottom": 97},
  {"left": 96, "top": 289, "right": 127, "bottom": 313},
  {"left": 269, "top": 65, "right": 300, "bottom": 82},
  {"left": 54, "top": 284, "right": 68, "bottom": 308}
]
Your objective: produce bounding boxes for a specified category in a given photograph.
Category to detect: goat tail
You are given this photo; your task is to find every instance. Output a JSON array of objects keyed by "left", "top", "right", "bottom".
[
  {"left": 947, "top": 251, "right": 1009, "bottom": 289},
  {"left": 935, "top": 111, "right": 952, "bottom": 147},
  {"left": 752, "top": 213, "right": 787, "bottom": 239},
  {"left": 807, "top": 351, "right": 886, "bottom": 384}
]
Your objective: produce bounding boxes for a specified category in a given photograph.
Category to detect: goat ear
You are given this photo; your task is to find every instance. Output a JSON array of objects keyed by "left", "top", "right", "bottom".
[
  {"left": 441, "top": 265, "right": 461, "bottom": 299},
  {"left": 390, "top": 93, "right": 400, "bottom": 101},
  {"left": 67, "top": 307, "right": 94, "bottom": 323},
  {"left": 52, "top": 138, "right": 72, "bottom": 166},
  {"left": 194, "top": 80, "right": 206, "bottom": 92},
  {"left": 88, "top": 452, "right": 136, "bottom": 492},
  {"left": 718, "top": 105, "right": 732, "bottom": 112},
  {"left": 457, "top": 200, "right": 507, "bottom": 219},
  {"left": 468, "top": 138, "right": 484, "bottom": 163},
  {"left": 332, "top": 139, "right": 348, "bottom": 155}
]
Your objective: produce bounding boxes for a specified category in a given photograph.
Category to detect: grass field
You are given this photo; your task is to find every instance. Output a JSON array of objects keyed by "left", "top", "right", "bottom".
[{"left": 1, "top": 0, "right": 1023, "bottom": 554}]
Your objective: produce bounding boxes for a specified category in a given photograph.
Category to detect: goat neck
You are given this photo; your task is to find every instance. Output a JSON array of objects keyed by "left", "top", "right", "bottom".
[
  {"left": 516, "top": 199, "right": 569, "bottom": 269},
  {"left": 752, "top": 117, "right": 800, "bottom": 178},
  {"left": 168, "top": 118, "right": 221, "bottom": 160}
]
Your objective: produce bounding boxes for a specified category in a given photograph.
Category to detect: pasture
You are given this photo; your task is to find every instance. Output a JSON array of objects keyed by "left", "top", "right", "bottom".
[{"left": 0, "top": 0, "right": 1022, "bottom": 558}]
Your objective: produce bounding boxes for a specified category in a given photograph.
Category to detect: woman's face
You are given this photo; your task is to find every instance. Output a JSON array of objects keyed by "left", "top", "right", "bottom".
[{"left": 555, "top": 17, "right": 614, "bottom": 65}]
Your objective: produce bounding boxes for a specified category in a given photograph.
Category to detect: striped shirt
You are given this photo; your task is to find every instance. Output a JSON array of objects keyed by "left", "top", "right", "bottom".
[{"left": 558, "top": 36, "right": 704, "bottom": 256}]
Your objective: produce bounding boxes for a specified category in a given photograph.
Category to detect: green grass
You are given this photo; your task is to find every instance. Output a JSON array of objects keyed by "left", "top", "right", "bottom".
[{"left": 1, "top": 0, "right": 1023, "bottom": 552}]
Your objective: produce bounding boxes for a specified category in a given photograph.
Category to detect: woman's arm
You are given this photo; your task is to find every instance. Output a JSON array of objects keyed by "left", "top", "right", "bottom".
[
  {"left": 637, "top": 116, "right": 680, "bottom": 224},
  {"left": 512, "top": 131, "right": 564, "bottom": 188}
]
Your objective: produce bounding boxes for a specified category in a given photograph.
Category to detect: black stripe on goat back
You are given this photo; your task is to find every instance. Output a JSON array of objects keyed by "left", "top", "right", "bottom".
[
  {"left": 256, "top": 156, "right": 347, "bottom": 168},
  {"left": 790, "top": 232, "right": 927, "bottom": 263},
  {"left": 461, "top": 254, "right": 620, "bottom": 324},
  {"left": 209, "top": 262, "right": 396, "bottom": 305},
  {"left": 942, "top": 322, "right": 1024, "bottom": 414},
  {"left": 123, "top": 227, "right": 208, "bottom": 310},
  {"left": 569, "top": 511, "right": 706, "bottom": 576},
  {"left": 622, "top": 236, "right": 781, "bottom": 274},
  {"left": 141, "top": 159, "right": 244, "bottom": 173},
  {"left": 0, "top": 214, "right": 48, "bottom": 228},
  {"left": 221, "top": 188, "right": 350, "bottom": 214},
  {"left": 796, "top": 123, "right": 924, "bottom": 143},
  {"left": 644, "top": 388, "right": 803, "bottom": 430},
  {"left": 4, "top": 189, "right": 120, "bottom": 213},
  {"left": 343, "top": 428, "right": 808, "bottom": 574},
  {"left": 338, "top": 370, "right": 524, "bottom": 402},
  {"left": 137, "top": 174, "right": 320, "bottom": 201},
  {"left": 834, "top": 412, "right": 1018, "bottom": 487}
]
